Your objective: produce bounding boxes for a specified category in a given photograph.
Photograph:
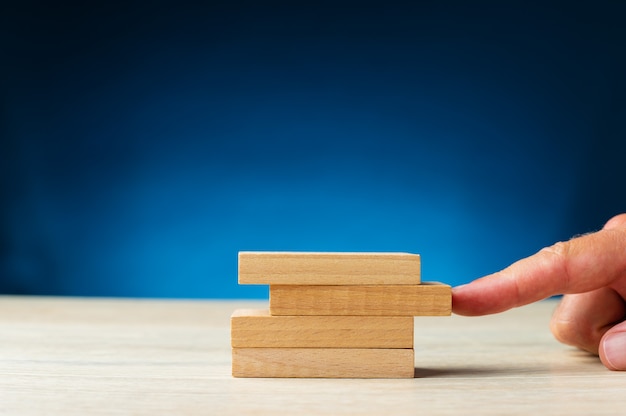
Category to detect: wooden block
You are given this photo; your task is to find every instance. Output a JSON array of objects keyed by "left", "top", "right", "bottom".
[
  {"left": 269, "top": 282, "right": 451, "bottom": 316},
  {"left": 231, "top": 309, "right": 414, "bottom": 348},
  {"left": 238, "top": 252, "right": 420, "bottom": 285},
  {"left": 232, "top": 348, "right": 415, "bottom": 378}
]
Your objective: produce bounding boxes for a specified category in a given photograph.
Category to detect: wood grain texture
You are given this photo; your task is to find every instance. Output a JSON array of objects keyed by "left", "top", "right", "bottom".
[
  {"left": 231, "top": 309, "right": 414, "bottom": 348},
  {"left": 232, "top": 348, "right": 415, "bottom": 378},
  {"left": 238, "top": 251, "right": 420, "bottom": 285},
  {"left": 269, "top": 282, "right": 451, "bottom": 316},
  {"left": 1, "top": 297, "right": 623, "bottom": 415}
]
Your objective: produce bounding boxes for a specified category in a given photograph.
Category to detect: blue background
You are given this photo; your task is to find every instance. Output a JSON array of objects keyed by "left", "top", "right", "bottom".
[{"left": 2, "top": 1, "right": 625, "bottom": 298}]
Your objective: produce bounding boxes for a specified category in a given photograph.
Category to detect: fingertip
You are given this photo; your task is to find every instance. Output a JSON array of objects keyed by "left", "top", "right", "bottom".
[
  {"left": 451, "top": 284, "right": 468, "bottom": 299},
  {"left": 451, "top": 284, "right": 476, "bottom": 316},
  {"left": 451, "top": 280, "right": 507, "bottom": 316},
  {"left": 451, "top": 285, "right": 473, "bottom": 316}
]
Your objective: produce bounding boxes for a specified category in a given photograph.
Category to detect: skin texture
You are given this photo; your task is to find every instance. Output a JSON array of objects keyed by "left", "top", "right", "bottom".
[{"left": 452, "top": 214, "right": 626, "bottom": 370}]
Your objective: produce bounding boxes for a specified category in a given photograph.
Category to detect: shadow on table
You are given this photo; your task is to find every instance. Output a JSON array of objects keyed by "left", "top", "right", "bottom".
[
  {"left": 414, "top": 366, "right": 545, "bottom": 378},
  {"left": 415, "top": 367, "right": 504, "bottom": 378}
]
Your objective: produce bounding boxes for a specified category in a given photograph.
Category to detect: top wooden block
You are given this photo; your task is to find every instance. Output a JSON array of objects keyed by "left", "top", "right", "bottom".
[{"left": 238, "top": 252, "right": 421, "bottom": 285}]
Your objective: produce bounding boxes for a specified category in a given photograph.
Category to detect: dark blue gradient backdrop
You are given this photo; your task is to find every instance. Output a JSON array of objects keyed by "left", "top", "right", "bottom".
[{"left": 2, "top": 2, "right": 625, "bottom": 298}]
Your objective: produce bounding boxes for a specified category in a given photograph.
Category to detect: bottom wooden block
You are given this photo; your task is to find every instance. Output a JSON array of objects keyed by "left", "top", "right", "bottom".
[{"left": 232, "top": 348, "right": 415, "bottom": 378}]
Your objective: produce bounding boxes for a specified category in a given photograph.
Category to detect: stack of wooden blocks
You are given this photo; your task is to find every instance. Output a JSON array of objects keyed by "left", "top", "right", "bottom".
[{"left": 231, "top": 252, "right": 451, "bottom": 378}]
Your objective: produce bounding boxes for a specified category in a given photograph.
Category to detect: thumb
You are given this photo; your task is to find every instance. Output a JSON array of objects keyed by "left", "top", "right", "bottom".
[{"left": 599, "top": 320, "right": 626, "bottom": 370}]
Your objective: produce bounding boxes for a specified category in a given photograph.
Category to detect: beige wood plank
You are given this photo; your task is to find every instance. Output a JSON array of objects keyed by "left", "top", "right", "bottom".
[
  {"left": 238, "top": 251, "right": 420, "bottom": 285},
  {"left": 269, "top": 282, "right": 451, "bottom": 316},
  {"left": 3, "top": 297, "right": 626, "bottom": 415},
  {"left": 231, "top": 309, "right": 414, "bottom": 348},
  {"left": 232, "top": 348, "right": 415, "bottom": 378}
]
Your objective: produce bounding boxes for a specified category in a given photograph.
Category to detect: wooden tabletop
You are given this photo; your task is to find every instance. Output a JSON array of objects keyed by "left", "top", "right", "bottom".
[{"left": 1, "top": 296, "right": 624, "bottom": 415}]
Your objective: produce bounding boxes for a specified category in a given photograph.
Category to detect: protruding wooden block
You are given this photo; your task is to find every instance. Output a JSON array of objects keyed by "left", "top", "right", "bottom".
[
  {"left": 232, "top": 348, "right": 415, "bottom": 378},
  {"left": 231, "top": 309, "right": 414, "bottom": 348},
  {"left": 238, "top": 252, "right": 420, "bottom": 285},
  {"left": 269, "top": 282, "right": 451, "bottom": 316}
]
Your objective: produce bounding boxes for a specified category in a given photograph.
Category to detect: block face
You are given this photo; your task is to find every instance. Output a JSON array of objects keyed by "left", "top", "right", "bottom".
[
  {"left": 231, "top": 309, "right": 414, "bottom": 348},
  {"left": 269, "top": 282, "right": 451, "bottom": 316},
  {"left": 238, "top": 252, "right": 420, "bottom": 285},
  {"left": 232, "top": 348, "right": 415, "bottom": 378}
]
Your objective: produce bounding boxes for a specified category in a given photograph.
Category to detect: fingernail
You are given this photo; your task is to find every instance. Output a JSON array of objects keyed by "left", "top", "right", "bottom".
[{"left": 603, "top": 333, "right": 626, "bottom": 370}]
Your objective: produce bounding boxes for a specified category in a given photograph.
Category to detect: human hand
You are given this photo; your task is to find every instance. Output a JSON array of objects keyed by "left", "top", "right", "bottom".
[{"left": 452, "top": 214, "right": 626, "bottom": 370}]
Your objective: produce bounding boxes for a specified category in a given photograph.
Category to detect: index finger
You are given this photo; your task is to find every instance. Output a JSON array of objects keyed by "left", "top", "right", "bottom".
[{"left": 452, "top": 225, "right": 626, "bottom": 316}]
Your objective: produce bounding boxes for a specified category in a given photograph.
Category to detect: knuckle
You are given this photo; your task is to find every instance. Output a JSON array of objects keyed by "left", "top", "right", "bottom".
[
  {"left": 604, "top": 213, "right": 626, "bottom": 230},
  {"left": 550, "top": 316, "right": 576, "bottom": 344},
  {"left": 541, "top": 241, "right": 570, "bottom": 259},
  {"left": 550, "top": 314, "right": 600, "bottom": 355},
  {"left": 539, "top": 241, "right": 574, "bottom": 290}
]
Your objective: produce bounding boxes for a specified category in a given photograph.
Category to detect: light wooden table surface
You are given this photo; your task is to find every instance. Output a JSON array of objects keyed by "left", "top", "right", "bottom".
[{"left": 1, "top": 296, "right": 624, "bottom": 415}]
